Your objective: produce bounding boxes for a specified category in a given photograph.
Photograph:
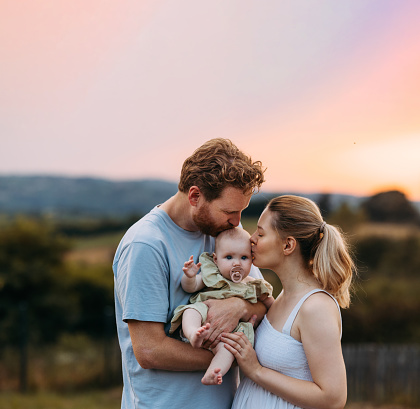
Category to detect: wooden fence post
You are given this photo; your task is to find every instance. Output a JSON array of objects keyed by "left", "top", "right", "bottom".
[{"left": 19, "top": 301, "right": 28, "bottom": 393}]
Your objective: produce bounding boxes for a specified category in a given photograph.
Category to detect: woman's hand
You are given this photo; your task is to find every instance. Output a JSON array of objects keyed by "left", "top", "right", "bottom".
[{"left": 221, "top": 331, "right": 263, "bottom": 380}]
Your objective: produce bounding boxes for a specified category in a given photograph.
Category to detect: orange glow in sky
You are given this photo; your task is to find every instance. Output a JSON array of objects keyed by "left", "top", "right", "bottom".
[{"left": 1, "top": 1, "right": 420, "bottom": 200}]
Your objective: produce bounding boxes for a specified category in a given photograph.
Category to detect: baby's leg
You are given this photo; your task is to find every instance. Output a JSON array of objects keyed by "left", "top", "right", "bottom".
[
  {"left": 201, "top": 342, "right": 235, "bottom": 385},
  {"left": 182, "top": 308, "right": 211, "bottom": 348}
]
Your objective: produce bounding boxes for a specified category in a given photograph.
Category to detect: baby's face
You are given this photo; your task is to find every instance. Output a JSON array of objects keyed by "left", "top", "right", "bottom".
[{"left": 213, "top": 236, "right": 253, "bottom": 283}]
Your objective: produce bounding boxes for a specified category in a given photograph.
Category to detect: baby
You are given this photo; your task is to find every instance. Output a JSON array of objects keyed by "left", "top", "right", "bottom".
[{"left": 170, "top": 227, "right": 274, "bottom": 385}]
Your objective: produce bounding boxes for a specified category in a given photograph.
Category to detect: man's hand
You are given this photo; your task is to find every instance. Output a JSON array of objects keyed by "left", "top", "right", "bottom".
[
  {"left": 202, "top": 297, "right": 264, "bottom": 349},
  {"left": 202, "top": 298, "right": 244, "bottom": 349}
]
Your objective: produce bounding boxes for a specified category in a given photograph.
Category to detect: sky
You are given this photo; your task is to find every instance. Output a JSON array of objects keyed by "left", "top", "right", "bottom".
[{"left": 1, "top": 0, "right": 420, "bottom": 200}]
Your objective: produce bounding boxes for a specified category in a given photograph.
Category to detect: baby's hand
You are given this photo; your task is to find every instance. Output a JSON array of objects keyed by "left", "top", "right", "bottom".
[{"left": 182, "top": 255, "right": 202, "bottom": 278}]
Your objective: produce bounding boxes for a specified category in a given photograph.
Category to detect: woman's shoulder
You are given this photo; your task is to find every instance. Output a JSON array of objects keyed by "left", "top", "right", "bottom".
[
  {"left": 300, "top": 291, "right": 339, "bottom": 316},
  {"left": 298, "top": 291, "right": 341, "bottom": 337}
]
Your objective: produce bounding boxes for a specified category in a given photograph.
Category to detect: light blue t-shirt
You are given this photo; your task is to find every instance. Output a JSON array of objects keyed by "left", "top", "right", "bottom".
[{"left": 113, "top": 206, "right": 262, "bottom": 409}]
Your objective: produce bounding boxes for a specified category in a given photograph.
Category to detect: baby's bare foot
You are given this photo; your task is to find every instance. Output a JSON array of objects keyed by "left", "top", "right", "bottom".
[
  {"left": 190, "top": 323, "right": 210, "bottom": 348},
  {"left": 202, "top": 368, "right": 223, "bottom": 385}
]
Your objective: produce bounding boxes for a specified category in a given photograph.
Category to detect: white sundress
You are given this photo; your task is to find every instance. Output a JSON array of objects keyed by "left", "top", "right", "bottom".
[{"left": 232, "top": 289, "right": 341, "bottom": 409}]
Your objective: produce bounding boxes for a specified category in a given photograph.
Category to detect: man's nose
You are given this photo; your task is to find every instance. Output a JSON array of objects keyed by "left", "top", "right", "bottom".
[{"left": 228, "top": 213, "right": 241, "bottom": 227}]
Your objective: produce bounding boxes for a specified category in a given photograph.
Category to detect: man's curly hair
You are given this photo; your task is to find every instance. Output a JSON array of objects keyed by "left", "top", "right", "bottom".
[{"left": 178, "top": 139, "right": 265, "bottom": 201}]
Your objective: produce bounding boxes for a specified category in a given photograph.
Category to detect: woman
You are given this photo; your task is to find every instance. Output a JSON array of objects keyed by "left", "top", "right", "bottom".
[{"left": 221, "top": 195, "right": 355, "bottom": 409}]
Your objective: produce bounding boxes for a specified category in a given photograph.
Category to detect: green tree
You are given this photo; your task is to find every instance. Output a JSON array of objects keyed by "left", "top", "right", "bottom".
[
  {"left": 317, "top": 193, "right": 332, "bottom": 219},
  {"left": 327, "top": 202, "right": 365, "bottom": 233},
  {"left": 0, "top": 218, "right": 71, "bottom": 344},
  {"left": 362, "top": 190, "right": 420, "bottom": 224},
  {"left": 0, "top": 217, "right": 116, "bottom": 346}
]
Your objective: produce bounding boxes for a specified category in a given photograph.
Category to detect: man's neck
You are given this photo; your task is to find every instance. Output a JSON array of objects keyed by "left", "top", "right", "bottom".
[{"left": 159, "top": 191, "right": 199, "bottom": 232}]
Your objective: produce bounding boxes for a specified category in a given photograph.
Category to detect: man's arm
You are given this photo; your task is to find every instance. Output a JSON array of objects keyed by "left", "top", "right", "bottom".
[{"left": 128, "top": 320, "right": 213, "bottom": 371}]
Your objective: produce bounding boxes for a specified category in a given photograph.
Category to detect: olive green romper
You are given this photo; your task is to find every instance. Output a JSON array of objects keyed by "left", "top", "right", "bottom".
[{"left": 169, "top": 252, "right": 273, "bottom": 346}]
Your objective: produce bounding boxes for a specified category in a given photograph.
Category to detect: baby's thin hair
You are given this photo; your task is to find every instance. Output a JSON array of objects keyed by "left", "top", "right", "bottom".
[{"left": 215, "top": 227, "right": 250, "bottom": 253}]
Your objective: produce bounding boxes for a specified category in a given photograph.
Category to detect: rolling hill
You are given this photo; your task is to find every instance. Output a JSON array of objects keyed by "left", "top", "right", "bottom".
[{"left": 1, "top": 175, "right": 417, "bottom": 220}]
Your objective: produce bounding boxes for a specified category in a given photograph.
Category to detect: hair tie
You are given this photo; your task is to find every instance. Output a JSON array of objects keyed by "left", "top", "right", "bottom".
[{"left": 319, "top": 221, "right": 327, "bottom": 239}]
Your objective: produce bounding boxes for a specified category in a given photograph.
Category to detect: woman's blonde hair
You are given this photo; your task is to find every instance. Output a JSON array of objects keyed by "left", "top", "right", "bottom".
[
  {"left": 178, "top": 138, "right": 265, "bottom": 201},
  {"left": 267, "top": 195, "right": 355, "bottom": 308}
]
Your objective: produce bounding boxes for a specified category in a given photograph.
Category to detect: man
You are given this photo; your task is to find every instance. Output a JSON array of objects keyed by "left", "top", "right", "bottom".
[{"left": 113, "top": 139, "right": 266, "bottom": 408}]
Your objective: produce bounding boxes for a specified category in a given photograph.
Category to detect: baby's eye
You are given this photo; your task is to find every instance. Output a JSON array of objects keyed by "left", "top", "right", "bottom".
[
  {"left": 226, "top": 255, "right": 232, "bottom": 260},
  {"left": 241, "top": 256, "right": 248, "bottom": 260}
]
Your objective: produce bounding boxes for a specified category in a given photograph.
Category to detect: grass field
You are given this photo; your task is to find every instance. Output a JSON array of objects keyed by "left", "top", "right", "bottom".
[
  {"left": 65, "top": 231, "right": 123, "bottom": 265},
  {"left": 0, "top": 388, "right": 122, "bottom": 409},
  {"left": 0, "top": 389, "right": 417, "bottom": 409}
]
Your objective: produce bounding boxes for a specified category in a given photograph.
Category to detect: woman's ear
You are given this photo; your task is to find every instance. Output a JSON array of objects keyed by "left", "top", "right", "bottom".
[
  {"left": 283, "top": 237, "right": 297, "bottom": 255},
  {"left": 188, "top": 186, "right": 201, "bottom": 207}
]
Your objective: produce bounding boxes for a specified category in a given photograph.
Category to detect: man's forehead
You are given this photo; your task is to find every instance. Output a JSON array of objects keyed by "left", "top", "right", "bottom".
[
  {"left": 216, "top": 187, "right": 252, "bottom": 209},
  {"left": 217, "top": 201, "right": 249, "bottom": 213}
]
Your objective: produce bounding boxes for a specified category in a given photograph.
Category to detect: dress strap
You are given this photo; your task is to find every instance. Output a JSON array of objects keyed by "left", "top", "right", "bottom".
[{"left": 282, "top": 289, "right": 342, "bottom": 338}]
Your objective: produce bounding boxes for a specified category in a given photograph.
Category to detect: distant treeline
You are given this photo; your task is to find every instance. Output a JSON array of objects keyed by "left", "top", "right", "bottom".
[
  {"left": 244, "top": 190, "right": 420, "bottom": 226},
  {"left": 54, "top": 214, "right": 143, "bottom": 237},
  {"left": 0, "top": 175, "right": 178, "bottom": 217}
]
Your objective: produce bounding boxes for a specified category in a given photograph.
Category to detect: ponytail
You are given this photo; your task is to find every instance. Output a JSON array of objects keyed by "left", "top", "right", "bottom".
[{"left": 312, "top": 224, "right": 354, "bottom": 308}]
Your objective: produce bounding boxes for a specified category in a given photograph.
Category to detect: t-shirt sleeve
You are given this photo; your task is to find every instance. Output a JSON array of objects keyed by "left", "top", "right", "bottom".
[
  {"left": 115, "top": 241, "right": 169, "bottom": 323},
  {"left": 237, "top": 221, "right": 263, "bottom": 280},
  {"left": 249, "top": 263, "right": 263, "bottom": 279}
]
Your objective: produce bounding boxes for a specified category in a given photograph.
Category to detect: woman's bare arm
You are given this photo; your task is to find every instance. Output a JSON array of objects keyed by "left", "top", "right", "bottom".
[{"left": 222, "top": 294, "right": 346, "bottom": 409}]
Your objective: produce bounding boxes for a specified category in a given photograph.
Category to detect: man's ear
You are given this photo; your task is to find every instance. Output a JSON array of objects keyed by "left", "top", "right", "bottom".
[
  {"left": 188, "top": 186, "right": 201, "bottom": 207},
  {"left": 283, "top": 237, "right": 297, "bottom": 255}
]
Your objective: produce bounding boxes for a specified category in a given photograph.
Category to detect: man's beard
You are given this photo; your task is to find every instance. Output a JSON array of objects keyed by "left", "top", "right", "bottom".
[{"left": 193, "top": 203, "right": 232, "bottom": 237}]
